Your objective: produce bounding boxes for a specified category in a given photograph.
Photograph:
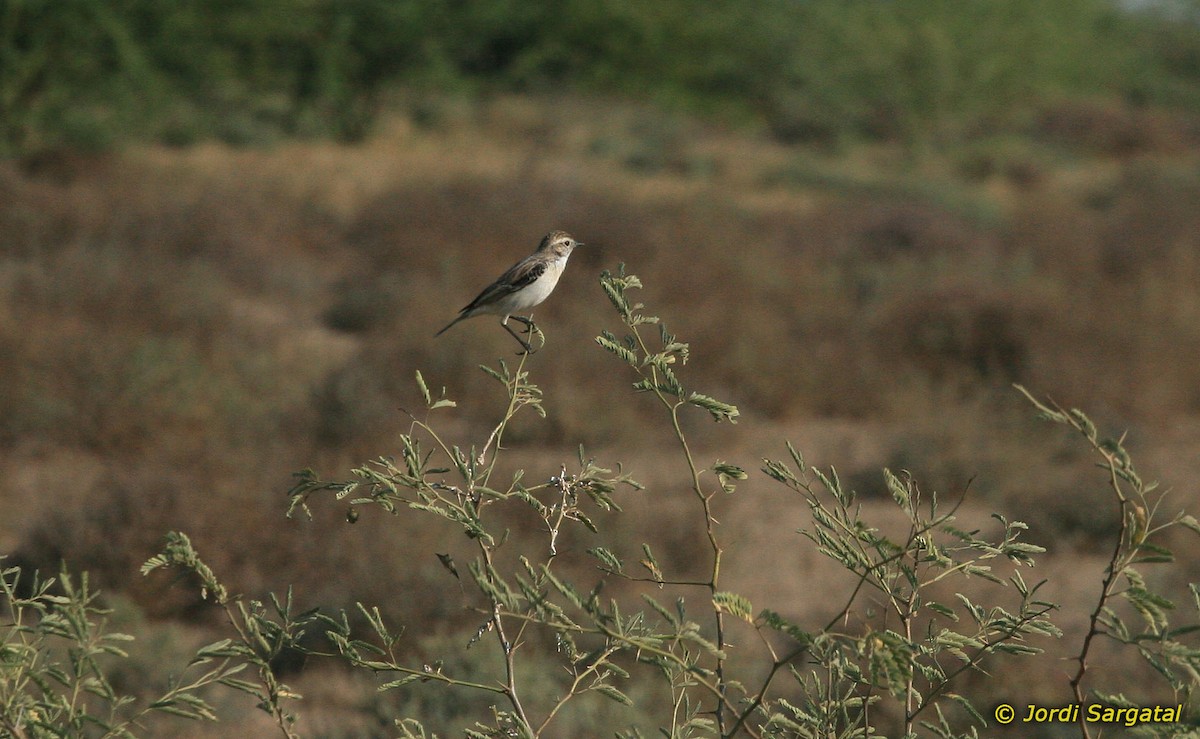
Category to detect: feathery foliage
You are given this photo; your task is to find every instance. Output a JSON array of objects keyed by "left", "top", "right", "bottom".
[{"left": 5, "top": 268, "right": 1200, "bottom": 736}]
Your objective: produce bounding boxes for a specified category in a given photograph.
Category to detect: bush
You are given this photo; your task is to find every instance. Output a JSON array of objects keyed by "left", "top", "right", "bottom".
[
  {"left": 167, "top": 268, "right": 1200, "bottom": 734},
  {"left": 0, "top": 562, "right": 247, "bottom": 737},
  {"left": 7, "top": 268, "right": 1200, "bottom": 735}
]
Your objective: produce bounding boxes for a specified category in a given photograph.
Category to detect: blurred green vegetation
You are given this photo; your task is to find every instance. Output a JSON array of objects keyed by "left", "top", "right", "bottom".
[{"left": 5, "top": 0, "right": 1200, "bottom": 155}]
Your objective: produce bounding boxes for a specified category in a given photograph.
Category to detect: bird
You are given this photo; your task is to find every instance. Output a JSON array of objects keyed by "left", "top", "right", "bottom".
[{"left": 435, "top": 230, "right": 583, "bottom": 353}]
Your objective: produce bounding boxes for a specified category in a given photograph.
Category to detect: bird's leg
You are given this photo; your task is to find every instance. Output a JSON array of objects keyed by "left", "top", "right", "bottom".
[
  {"left": 516, "top": 314, "right": 545, "bottom": 351},
  {"left": 508, "top": 314, "right": 536, "bottom": 334},
  {"left": 501, "top": 316, "right": 535, "bottom": 355}
]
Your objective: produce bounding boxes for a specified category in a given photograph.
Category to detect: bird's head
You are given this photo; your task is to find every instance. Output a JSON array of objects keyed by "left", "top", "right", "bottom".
[{"left": 540, "top": 230, "right": 583, "bottom": 258}]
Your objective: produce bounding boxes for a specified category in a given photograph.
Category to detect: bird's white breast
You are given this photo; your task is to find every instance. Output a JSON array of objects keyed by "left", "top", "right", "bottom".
[{"left": 504, "top": 255, "right": 568, "bottom": 312}]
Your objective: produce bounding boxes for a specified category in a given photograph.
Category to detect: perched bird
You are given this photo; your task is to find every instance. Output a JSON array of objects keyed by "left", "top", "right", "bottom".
[{"left": 436, "top": 230, "right": 583, "bottom": 353}]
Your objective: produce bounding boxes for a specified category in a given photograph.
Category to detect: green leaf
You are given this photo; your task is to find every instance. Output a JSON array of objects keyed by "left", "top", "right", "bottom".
[
  {"left": 640, "top": 543, "right": 663, "bottom": 582},
  {"left": 713, "top": 461, "right": 747, "bottom": 493},
  {"left": 379, "top": 674, "right": 425, "bottom": 691},
  {"left": 655, "top": 363, "right": 684, "bottom": 397},
  {"left": 761, "top": 458, "right": 796, "bottom": 484},
  {"left": 593, "top": 683, "right": 634, "bottom": 705},
  {"left": 926, "top": 601, "right": 958, "bottom": 620},
  {"left": 1126, "top": 587, "right": 1174, "bottom": 634},
  {"left": 596, "top": 332, "right": 639, "bottom": 366},
  {"left": 152, "top": 703, "right": 212, "bottom": 720},
  {"left": 713, "top": 461, "right": 747, "bottom": 479},
  {"left": 642, "top": 594, "right": 680, "bottom": 627},
  {"left": 686, "top": 392, "right": 739, "bottom": 423},
  {"left": 870, "top": 630, "right": 916, "bottom": 695},
  {"left": 478, "top": 363, "right": 506, "bottom": 384},
  {"left": 760, "top": 609, "right": 811, "bottom": 644},
  {"left": 217, "top": 677, "right": 266, "bottom": 698},
  {"left": 632, "top": 378, "right": 656, "bottom": 394},
  {"left": 947, "top": 692, "right": 987, "bottom": 727},
  {"left": 415, "top": 370, "right": 431, "bottom": 406},
  {"left": 1178, "top": 514, "right": 1200, "bottom": 536},
  {"left": 713, "top": 591, "right": 754, "bottom": 623},
  {"left": 883, "top": 468, "right": 910, "bottom": 507},
  {"left": 588, "top": 547, "right": 624, "bottom": 574},
  {"left": 601, "top": 277, "right": 630, "bottom": 319}
]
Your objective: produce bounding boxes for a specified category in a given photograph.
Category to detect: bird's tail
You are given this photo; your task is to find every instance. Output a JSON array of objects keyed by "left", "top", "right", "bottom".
[{"left": 434, "top": 314, "right": 464, "bottom": 337}]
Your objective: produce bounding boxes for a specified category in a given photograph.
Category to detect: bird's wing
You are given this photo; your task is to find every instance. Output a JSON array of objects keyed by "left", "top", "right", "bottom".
[
  {"left": 499, "top": 256, "right": 548, "bottom": 292},
  {"left": 460, "top": 257, "right": 546, "bottom": 311}
]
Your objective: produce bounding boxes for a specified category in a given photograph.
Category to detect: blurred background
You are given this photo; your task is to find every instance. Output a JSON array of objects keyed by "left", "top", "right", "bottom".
[{"left": 4, "top": 0, "right": 1200, "bottom": 734}]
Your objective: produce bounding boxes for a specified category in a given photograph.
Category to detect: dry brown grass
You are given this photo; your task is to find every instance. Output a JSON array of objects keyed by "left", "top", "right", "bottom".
[{"left": 3, "top": 93, "right": 1200, "bottom": 732}]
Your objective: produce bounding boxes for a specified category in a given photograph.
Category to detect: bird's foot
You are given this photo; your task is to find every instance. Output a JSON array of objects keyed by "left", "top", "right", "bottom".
[{"left": 503, "top": 318, "right": 543, "bottom": 354}]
